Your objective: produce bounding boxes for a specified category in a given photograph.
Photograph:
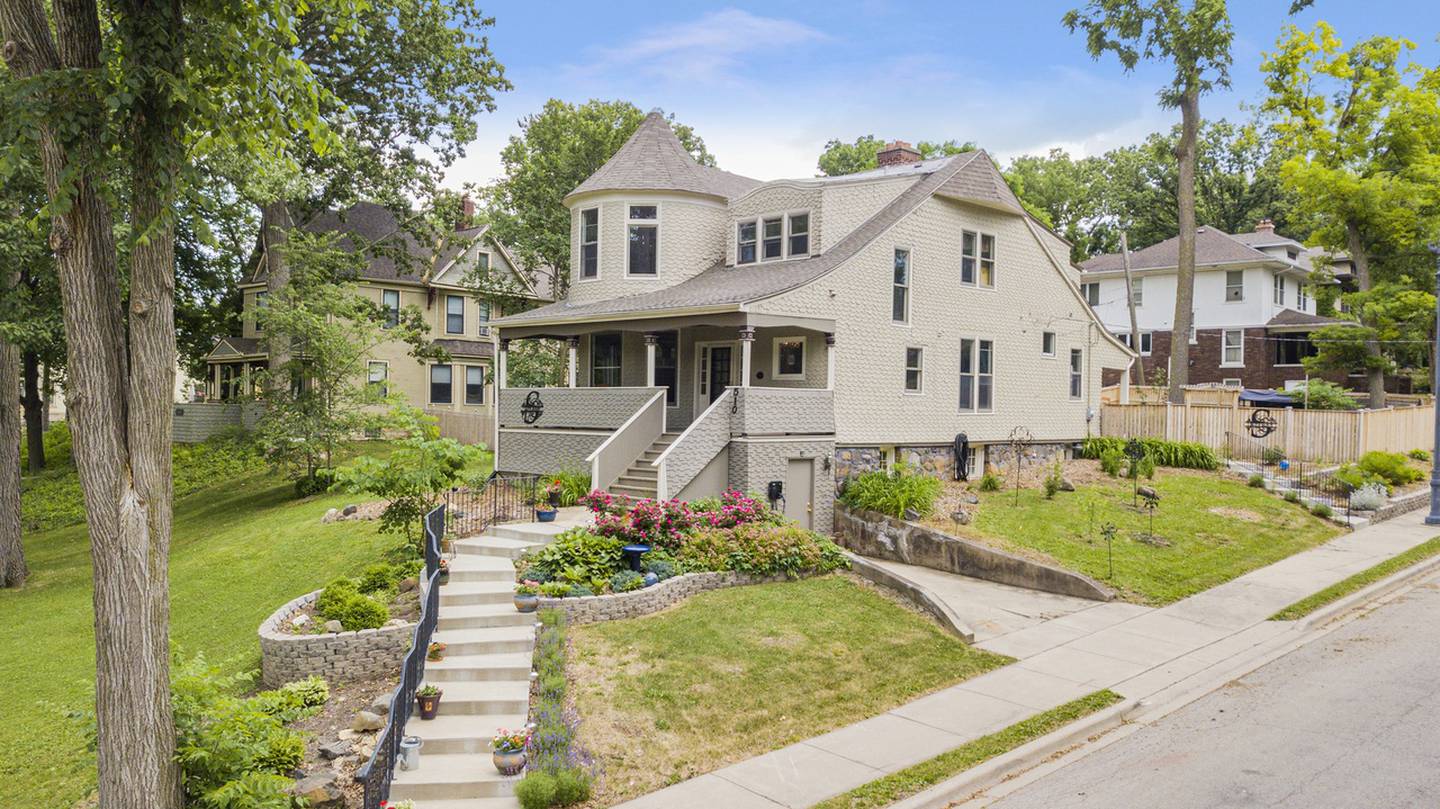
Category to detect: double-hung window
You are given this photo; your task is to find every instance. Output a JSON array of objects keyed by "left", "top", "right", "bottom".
[
  {"left": 382, "top": 289, "right": 400, "bottom": 329},
  {"left": 1273, "top": 274, "right": 1286, "bottom": 306},
  {"left": 591, "top": 333, "right": 622, "bottom": 387},
  {"left": 445, "top": 294, "right": 465, "bottom": 334},
  {"left": 788, "top": 213, "right": 810, "bottom": 256},
  {"left": 464, "top": 366, "right": 485, "bottom": 405},
  {"left": 904, "top": 347, "right": 923, "bottom": 393},
  {"left": 737, "top": 221, "right": 758, "bottom": 264},
  {"left": 762, "top": 217, "right": 784, "bottom": 260},
  {"left": 736, "top": 212, "right": 811, "bottom": 264},
  {"left": 961, "top": 231, "right": 996, "bottom": 287},
  {"left": 1120, "top": 332, "right": 1152, "bottom": 356},
  {"left": 367, "top": 361, "right": 387, "bottom": 397},
  {"left": 1222, "top": 329, "right": 1244, "bottom": 366},
  {"left": 892, "top": 248, "right": 911, "bottom": 323},
  {"left": 580, "top": 208, "right": 599, "bottom": 279},
  {"left": 1225, "top": 270, "right": 1245, "bottom": 302},
  {"left": 959, "top": 338, "right": 994, "bottom": 411},
  {"left": 477, "top": 301, "right": 492, "bottom": 335},
  {"left": 1298, "top": 285, "right": 1310, "bottom": 310},
  {"left": 429, "top": 364, "right": 452, "bottom": 404},
  {"left": 1081, "top": 282, "right": 1100, "bottom": 306},
  {"left": 627, "top": 205, "right": 658, "bottom": 276},
  {"left": 253, "top": 291, "right": 268, "bottom": 334},
  {"left": 1042, "top": 331, "right": 1056, "bottom": 357},
  {"left": 1069, "top": 349, "right": 1083, "bottom": 399},
  {"left": 1130, "top": 277, "right": 1144, "bottom": 306}
]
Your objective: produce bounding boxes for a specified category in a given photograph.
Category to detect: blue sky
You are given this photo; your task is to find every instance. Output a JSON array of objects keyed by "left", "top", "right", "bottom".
[{"left": 443, "top": 1, "right": 1440, "bottom": 189}]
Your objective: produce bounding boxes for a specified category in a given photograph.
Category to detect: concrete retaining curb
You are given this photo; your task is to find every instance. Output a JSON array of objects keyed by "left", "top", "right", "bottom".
[
  {"left": 1297, "top": 549, "right": 1440, "bottom": 631},
  {"left": 258, "top": 589, "right": 415, "bottom": 687},
  {"left": 535, "top": 570, "right": 810, "bottom": 625},
  {"left": 846, "top": 553, "right": 976, "bottom": 643}
]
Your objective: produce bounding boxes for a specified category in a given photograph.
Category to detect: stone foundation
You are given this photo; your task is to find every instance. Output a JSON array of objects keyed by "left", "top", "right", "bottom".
[
  {"left": 258, "top": 590, "right": 416, "bottom": 687},
  {"left": 983, "top": 441, "right": 1071, "bottom": 476}
]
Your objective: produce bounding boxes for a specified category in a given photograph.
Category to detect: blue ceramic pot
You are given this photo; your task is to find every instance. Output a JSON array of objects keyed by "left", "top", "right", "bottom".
[{"left": 535, "top": 509, "right": 557, "bottom": 523}]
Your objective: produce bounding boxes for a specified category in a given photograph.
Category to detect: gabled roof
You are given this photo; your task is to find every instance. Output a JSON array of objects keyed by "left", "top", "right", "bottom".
[
  {"left": 1266, "top": 309, "right": 1350, "bottom": 329},
  {"left": 565, "top": 112, "right": 761, "bottom": 203},
  {"left": 1229, "top": 230, "right": 1305, "bottom": 250},
  {"left": 1080, "top": 227, "right": 1284, "bottom": 274},
  {"left": 934, "top": 150, "right": 1024, "bottom": 213},
  {"left": 206, "top": 336, "right": 264, "bottom": 359}
]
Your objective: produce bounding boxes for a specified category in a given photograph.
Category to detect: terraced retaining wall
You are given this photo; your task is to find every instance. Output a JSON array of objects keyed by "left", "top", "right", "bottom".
[
  {"left": 536, "top": 570, "right": 799, "bottom": 625},
  {"left": 258, "top": 590, "right": 415, "bottom": 687}
]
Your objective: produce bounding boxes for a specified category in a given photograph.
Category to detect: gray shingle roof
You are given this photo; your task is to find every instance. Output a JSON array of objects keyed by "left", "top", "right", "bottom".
[
  {"left": 566, "top": 112, "right": 761, "bottom": 202},
  {"left": 247, "top": 202, "right": 433, "bottom": 284},
  {"left": 496, "top": 152, "right": 983, "bottom": 325},
  {"left": 935, "top": 150, "right": 1023, "bottom": 213},
  {"left": 1229, "top": 230, "right": 1304, "bottom": 250},
  {"left": 1266, "top": 310, "right": 1349, "bottom": 328},
  {"left": 432, "top": 338, "right": 495, "bottom": 357},
  {"left": 1080, "top": 227, "right": 1282, "bottom": 273}
]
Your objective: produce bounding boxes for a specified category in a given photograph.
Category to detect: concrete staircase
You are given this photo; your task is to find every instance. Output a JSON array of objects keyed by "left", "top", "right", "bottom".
[
  {"left": 609, "top": 431, "right": 680, "bottom": 499},
  {"left": 388, "top": 513, "right": 586, "bottom": 808}
]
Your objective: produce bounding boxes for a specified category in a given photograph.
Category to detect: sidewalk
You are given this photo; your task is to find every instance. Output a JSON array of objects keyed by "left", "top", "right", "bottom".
[{"left": 615, "top": 509, "right": 1438, "bottom": 809}]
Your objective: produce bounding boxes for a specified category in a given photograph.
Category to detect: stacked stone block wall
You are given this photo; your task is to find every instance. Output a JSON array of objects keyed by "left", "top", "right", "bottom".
[
  {"left": 536, "top": 570, "right": 801, "bottom": 625},
  {"left": 258, "top": 590, "right": 415, "bottom": 688}
]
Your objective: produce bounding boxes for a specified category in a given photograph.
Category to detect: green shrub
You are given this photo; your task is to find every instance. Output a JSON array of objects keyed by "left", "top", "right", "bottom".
[
  {"left": 333, "top": 594, "right": 388, "bottom": 631},
  {"left": 358, "top": 563, "right": 398, "bottom": 594},
  {"left": 609, "top": 570, "right": 645, "bottom": 593},
  {"left": 278, "top": 676, "right": 328, "bottom": 709},
  {"left": 678, "top": 523, "right": 849, "bottom": 578},
  {"left": 538, "top": 581, "right": 572, "bottom": 598},
  {"left": 1283, "top": 490, "right": 1300, "bottom": 503},
  {"left": 1358, "top": 451, "right": 1425, "bottom": 488},
  {"left": 1043, "top": 460, "right": 1064, "bottom": 499},
  {"left": 1098, "top": 447, "right": 1125, "bottom": 477},
  {"left": 1126, "top": 454, "right": 1156, "bottom": 481},
  {"left": 293, "top": 470, "right": 332, "bottom": 499},
  {"left": 523, "top": 529, "right": 624, "bottom": 587},
  {"left": 1283, "top": 380, "right": 1358, "bottom": 410},
  {"left": 1334, "top": 463, "right": 1385, "bottom": 493},
  {"left": 567, "top": 584, "right": 594, "bottom": 597},
  {"left": 552, "top": 767, "right": 593, "bottom": 804},
  {"left": 645, "top": 558, "right": 678, "bottom": 580},
  {"left": 545, "top": 470, "right": 592, "bottom": 507},
  {"left": 1408, "top": 448, "right": 1431, "bottom": 463},
  {"left": 1079, "top": 436, "right": 1218, "bottom": 470},
  {"left": 1248, "top": 474, "right": 1265, "bottom": 488},
  {"left": 1311, "top": 502, "right": 1333, "bottom": 518},
  {"left": 1261, "top": 446, "right": 1286, "bottom": 466},
  {"left": 314, "top": 578, "right": 359, "bottom": 618},
  {"left": 516, "top": 771, "right": 558, "bottom": 809},
  {"left": 839, "top": 464, "right": 942, "bottom": 519}
]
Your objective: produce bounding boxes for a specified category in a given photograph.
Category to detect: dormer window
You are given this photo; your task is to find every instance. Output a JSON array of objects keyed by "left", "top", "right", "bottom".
[
  {"left": 736, "top": 211, "right": 812, "bottom": 265},
  {"left": 580, "top": 208, "right": 599, "bottom": 280},
  {"left": 627, "top": 205, "right": 658, "bottom": 276}
]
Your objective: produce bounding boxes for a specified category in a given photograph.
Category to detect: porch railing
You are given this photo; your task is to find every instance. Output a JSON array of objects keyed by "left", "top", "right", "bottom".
[
  {"left": 445, "top": 472, "right": 540, "bottom": 539},
  {"left": 355, "top": 505, "right": 446, "bottom": 808},
  {"left": 587, "top": 389, "right": 667, "bottom": 490}
]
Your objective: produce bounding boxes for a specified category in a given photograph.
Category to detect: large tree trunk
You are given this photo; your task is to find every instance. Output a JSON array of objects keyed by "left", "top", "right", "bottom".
[
  {"left": 1346, "top": 220, "right": 1386, "bottom": 409},
  {"left": 1167, "top": 87, "right": 1200, "bottom": 405},
  {"left": 1, "top": 268, "right": 27, "bottom": 588},
  {"left": 21, "top": 349, "right": 44, "bottom": 471},
  {"left": 0, "top": 0, "right": 183, "bottom": 805},
  {"left": 262, "top": 200, "right": 293, "bottom": 394}
]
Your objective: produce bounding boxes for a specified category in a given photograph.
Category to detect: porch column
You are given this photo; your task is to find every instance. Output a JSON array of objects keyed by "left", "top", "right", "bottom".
[
  {"left": 567, "top": 337, "right": 579, "bottom": 387},
  {"left": 211, "top": 363, "right": 221, "bottom": 400},
  {"left": 498, "top": 338, "right": 509, "bottom": 389},
  {"left": 739, "top": 326, "right": 755, "bottom": 387},
  {"left": 644, "top": 332, "right": 659, "bottom": 388},
  {"left": 825, "top": 332, "right": 836, "bottom": 389},
  {"left": 241, "top": 362, "right": 252, "bottom": 397}
]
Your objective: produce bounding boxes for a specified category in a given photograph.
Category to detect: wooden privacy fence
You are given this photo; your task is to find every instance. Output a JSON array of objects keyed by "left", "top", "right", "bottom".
[
  {"left": 423, "top": 408, "right": 494, "bottom": 447},
  {"left": 1100, "top": 401, "right": 1434, "bottom": 464}
]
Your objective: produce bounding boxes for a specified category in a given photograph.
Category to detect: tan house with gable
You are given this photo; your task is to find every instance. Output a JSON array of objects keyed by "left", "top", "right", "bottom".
[
  {"left": 204, "top": 202, "right": 547, "bottom": 430},
  {"left": 489, "top": 113, "right": 1134, "bottom": 529}
]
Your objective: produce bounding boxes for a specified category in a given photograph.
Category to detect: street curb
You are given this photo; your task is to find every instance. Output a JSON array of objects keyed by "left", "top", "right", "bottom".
[
  {"left": 1294, "top": 551, "right": 1440, "bottom": 631},
  {"left": 885, "top": 698, "right": 1140, "bottom": 809}
]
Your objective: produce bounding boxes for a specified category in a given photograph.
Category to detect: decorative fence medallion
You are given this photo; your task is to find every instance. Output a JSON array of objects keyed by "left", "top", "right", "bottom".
[
  {"left": 521, "top": 390, "right": 545, "bottom": 424},
  {"left": 1245, "top": 408, "right": 1278, "bottom": 439}
]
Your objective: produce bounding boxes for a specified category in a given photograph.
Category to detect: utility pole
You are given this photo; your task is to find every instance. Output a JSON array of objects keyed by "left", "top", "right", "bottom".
[
  {"left": 1121, "top": 231, "right": 1145, "bottom": 386},
  {"left": 1426, "top": 245, "right": 1440, "bottom": 526}
]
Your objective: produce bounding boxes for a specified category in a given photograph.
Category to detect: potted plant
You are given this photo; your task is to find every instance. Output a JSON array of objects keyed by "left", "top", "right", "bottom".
[
  {"left": 416, "top": 684, "right": 443, "bottom": 720},
  {"left": 534, "top": 495, "right": 558, "bottom": 523},
  {"left": 544, "top": 479, "right": 563, "bottom": 509},
  {"left": 426, "top": 641, "right": 446, "bottom": 662},
  {"left": 436, "top": 557, "right": 450, "bottom": 586},
  {"left": 491, "top": 727, "right": 529, "bottom": 776},
  {"left": 514, "top": 581, "right": 540, "bottom": 613}
]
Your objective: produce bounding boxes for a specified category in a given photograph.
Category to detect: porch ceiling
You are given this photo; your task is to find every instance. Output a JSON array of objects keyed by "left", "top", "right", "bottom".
[{"left": 496, "top": 311, "right": 835, "bottom": 340}]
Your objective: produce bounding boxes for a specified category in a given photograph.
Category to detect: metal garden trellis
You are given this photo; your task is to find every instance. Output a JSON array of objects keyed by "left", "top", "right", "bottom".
[{"left": 1007, "top": 425, "right": 1033, "bottom": 506}]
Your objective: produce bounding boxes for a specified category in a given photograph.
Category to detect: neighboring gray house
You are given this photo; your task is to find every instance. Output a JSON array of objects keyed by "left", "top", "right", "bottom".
[{"left": 490, "top": 114, "right": 1133, "bottom": 530}]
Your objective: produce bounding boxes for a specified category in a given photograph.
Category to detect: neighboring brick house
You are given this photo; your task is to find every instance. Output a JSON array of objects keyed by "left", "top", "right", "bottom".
[
  {"left": 489, "top": 113, "right": 1134, "bottom": 529},
  {"left": 204, "top": 202, "right": 547, "bottom": 420},
  {"left": 1080, "top": 222, "right": 1352, "bottom": 391}
]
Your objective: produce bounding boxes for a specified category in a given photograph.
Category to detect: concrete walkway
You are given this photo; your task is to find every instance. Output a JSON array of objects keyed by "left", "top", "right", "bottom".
[{"left": 616, "top": 510, "right": 1438, "bottom": 809}]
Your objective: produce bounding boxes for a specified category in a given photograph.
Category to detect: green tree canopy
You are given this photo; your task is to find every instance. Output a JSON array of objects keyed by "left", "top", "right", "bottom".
[{"left": 815, "top": 135, "right": 976, "bottom": 177}]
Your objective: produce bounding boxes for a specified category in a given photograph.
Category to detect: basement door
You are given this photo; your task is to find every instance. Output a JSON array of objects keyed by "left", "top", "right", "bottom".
[{"left": 784, "top": 458, "right": 815, "bottom": 530}]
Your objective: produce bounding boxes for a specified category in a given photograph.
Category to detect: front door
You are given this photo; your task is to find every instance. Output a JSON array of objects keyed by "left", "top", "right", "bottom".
[
  {"left": 708, "top": 347, "right": 732, "bottom": 402},
  {"left": 784, "top": 458, "right": 815, "bottom": 529},
  {"left": 695, "top": 342, "right": 736, "bottom": 419}
]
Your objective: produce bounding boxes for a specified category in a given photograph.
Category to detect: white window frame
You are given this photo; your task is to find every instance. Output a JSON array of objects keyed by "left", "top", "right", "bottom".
[
  {"left": 367, "top": 361, "right": 388, "bottom": 398},
  {"left": 904, "top": 347, "right": 924, "bottom": 394},
  {"left": 1119, "top": 331, "right": 1153, "bottom": 356},
  {"left": 736, "top": 220, "right": 758, "bottom": 265},
  {"left": 772, "top": 335, "right": 807, "bottom": 380},
  {"left": 381, "top": 288, "right": 400, "bottom": 329},
  {"left": 1298, "top": 284, "right": 1310, "bottom": 311},
  {"left": 445, "top": 294, "right": 465, "bottom": 335},
  {"left": 1041, "top": 331, "right": 1056, "bottom": 357},
  {"left": 786, "top": 212, "right": 811, "bottom": 258},
  {"left": 1081, "top": 282, "right": 1100, "bottom": 306},
  {"left": 735, "top": 209, "right": 813, "bottom": 264},
  {"left": 590, "top": 332, "right": 623, "bottom": 387},
  {"left": 464, "top": 364, "right": 486, "bottom": 406},
  {"left": 1222, "top": 377, "right": 1243, "bottom": 388},
  {"left": 961, "top": 230, "right": 997, "bottom": 288},
  {"left": 760, "top": 215, "right": 784, "bottom": 262},
  {"left": 958, "top": 337, "right": 994, "bottom": 413},
  {"left": 1273, "top": 273, "right": 1286, "bottom": 306},
  {"left": 1221, "top": 329, "right": 1245, "bottom": 367},
  {"left": 892, "top": 247, "right": 911, "bottom": 325},
  {"left": 477, "top": 299, "right": 492, "bottom": 336},
  {"left": 1225, "top": 270, "right": 1245, "bottom": 302},
  {"left": 429, "top": 363, "right": 453, "bottom": 405},
  {"left": 578, "top": 206, "right": 600, "bottom": 281},
  {"left": 1130, "top": 276, "right": 1143, "bottom": 307},
  {"left": 625, "top": 203, "right": 660, "bottom": 278},
  {"left": 1069, "top": 348, "right": 1083, "bottom": 399}
]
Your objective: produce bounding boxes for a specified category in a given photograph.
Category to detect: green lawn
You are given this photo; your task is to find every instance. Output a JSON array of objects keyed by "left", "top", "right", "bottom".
[
  {"left": 938, "top": 471, "right": 1343, "bottom": 605},
  {"left": 568, "top": 576, "right": 1012, "bottom": 805},
  {"left": 0, "top": 450, "right": 430, "bottom": 807},
  {"left": 1271, "top": 535, "right": 1440, "bottom": 621}
]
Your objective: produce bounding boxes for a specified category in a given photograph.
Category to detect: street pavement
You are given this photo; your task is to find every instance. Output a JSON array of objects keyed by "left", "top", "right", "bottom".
[{"left": 982, "top": 572, "right": 1440, "bottom": 809}]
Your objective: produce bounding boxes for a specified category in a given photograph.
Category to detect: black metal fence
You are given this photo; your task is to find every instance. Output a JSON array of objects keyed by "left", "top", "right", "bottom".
[
  {"left": 446, "top": 472, "right": 540, "bottom": 539},
  {"left": 1247, "top": 458, "right": 1353, "bottom": 528},
  {"left": 355, "top": 504, "right": 447, "bottom": 808}
]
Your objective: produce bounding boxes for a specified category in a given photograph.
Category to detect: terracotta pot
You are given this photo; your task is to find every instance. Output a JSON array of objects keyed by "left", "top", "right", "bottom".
[
  {"left": 493, "top": 748, "right": 526, "bottom": 776},
  {"left": 416, "top": 692, "right": 442, "bottom": 720},
  {"left": 514, "top": 593, "right": 539, "bottom": 613}
]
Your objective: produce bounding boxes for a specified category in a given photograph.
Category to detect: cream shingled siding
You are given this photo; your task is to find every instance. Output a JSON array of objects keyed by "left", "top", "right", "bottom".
[
  {"left": 726, "top": 184, "right": 823, "bottom": 266},
  {"left": 751, "top": 195, "right": 1130, "bottom": 445},
  {"left": 566, "top": 193, "right": 727, "bottom": 303},
  {"left": 818, "top": 176, "right": 915, "bottom": 252}
]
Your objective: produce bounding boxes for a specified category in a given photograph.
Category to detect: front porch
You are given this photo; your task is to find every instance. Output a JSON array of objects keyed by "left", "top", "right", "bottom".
[{"left": 493, "top": 313, "right": 838, "bottom": 531}]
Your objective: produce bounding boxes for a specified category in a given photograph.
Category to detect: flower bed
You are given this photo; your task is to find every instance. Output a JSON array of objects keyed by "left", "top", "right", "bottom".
[
  {"left": 258, "top": 590, "right": 415, "bottom": 687},
  {"left": 536, "top": 569, "right": 808, "bottom": 625}
]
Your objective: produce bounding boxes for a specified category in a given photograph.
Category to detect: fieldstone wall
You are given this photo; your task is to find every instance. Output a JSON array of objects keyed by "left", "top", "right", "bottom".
[
  {"left": 833, "top": 502, "right": 1114, "bottom": 601},
  {"left": 983, "top": 441, "right": 1071, "bottom": 476},
  {"left": 898, "top": 445, "right": 956, "bottom": 479},
  {"left": 258, "top": 590, "right": 415, "bottom": 688},
  {"left": 834, "top": 446, "right": 883, "bottom": 480},
  {"left": 537, "top": 570, "right": 801, "bottom": 625}
]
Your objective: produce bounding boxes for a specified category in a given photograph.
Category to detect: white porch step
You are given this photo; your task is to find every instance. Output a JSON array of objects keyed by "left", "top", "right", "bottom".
[
  {"left": 439, "top": 581, "right": 517, "bottom": 608},
  {"left": 445, "top": 555, "right": 516, "bottom": 583},
  {"left": 429, "top": 679, "right": 532, "bottom": 717},
  {"left": 616, "top": 474, "right": 657, "bottom": 490},
  {"left": 438, "top": 603, "right": 535, "bottom": 631},
  {"left": 402, "top": 711, "right": 529, "bottom": 755},
  {"left": 610, "top": 484, "right": 656, "bottom": 499},
  {"left": 431, "top": 625, "right": 536, "bottom": 657},
  {"left": 424, "top": 652, "right": 533, "bottom": 683},
  {"left": 620, "top": 466, "right": 658, "bottom": 480},
  {"left": 453, "top": 536, "right": 546, "bottom": 559},
  {"left": 388, "top": 752, "right": 522, "bottom": 800},
  {"left": 489, "top": 519, "right": 584, "bottom": 542}
]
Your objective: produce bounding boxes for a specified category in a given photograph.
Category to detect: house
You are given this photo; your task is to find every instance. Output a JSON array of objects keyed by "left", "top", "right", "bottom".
[
  {"left": 1079, "top": 221, "right": 1352, "bottom": 391},
  {"left": 203, "top": 202, "right": 546, "bottom": 421},
  {"left": 488, "top": 114, "right": 1134, "bottom": 530}
]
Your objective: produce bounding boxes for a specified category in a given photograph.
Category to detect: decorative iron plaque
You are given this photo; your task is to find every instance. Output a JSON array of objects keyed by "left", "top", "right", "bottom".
[
  {"left": 521, "top": 390, "right": 545, "bottom": 424},
  {"left": 1245, "top": 408, "right": 1278, "bottom": 439}
]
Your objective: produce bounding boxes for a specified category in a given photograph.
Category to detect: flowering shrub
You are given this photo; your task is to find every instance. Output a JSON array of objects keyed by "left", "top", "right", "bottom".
[
  {"left": 678, "top": 523, "right": 849, "bottom": 578},
  {"left": 580, "top": 489, "right": 631, "bottom": 516},
  {"left": 690, "top": 490, "right": 784, "bottom": 529}
]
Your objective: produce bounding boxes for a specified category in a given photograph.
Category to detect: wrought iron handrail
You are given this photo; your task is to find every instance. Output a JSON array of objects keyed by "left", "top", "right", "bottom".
[
  {"left": 445, "top": 471, "right": 540, "bottom": 540},
  {"left": 355, "top": 504, "right": 447, "bottom": 808}
]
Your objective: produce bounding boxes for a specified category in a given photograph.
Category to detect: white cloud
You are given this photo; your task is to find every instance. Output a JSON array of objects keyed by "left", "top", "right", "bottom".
[{"left": 583, "top": 8, "right": 829, "bottom": 85}]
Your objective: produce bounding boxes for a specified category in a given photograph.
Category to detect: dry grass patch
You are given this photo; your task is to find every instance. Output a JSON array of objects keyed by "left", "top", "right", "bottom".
[{"left": 567, "top": 575, "right": 1010, "bottom": 805}]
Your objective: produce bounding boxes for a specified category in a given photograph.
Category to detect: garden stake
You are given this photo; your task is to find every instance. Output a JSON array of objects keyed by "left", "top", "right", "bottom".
[{"left": 1101, "top": 522, "right": 1117, "bottom": 580}]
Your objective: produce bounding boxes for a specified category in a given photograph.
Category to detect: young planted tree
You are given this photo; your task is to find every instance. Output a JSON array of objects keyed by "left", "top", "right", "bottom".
[
  {"left": 1261, "top": 23, "right": 1440, "bottom": 407},
  {"left": 1065, "top": 0, "right": 1236, "bottom": 404}
]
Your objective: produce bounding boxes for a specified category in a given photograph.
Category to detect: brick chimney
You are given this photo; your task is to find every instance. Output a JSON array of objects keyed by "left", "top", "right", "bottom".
[
  {"left": 458, "top": 193, "right": 476, "bottom": 230},
  {"left": 1254, "top": 218, "right": 1275, "bottom": 234},
  {"left": 876, "top": 140, "right": 922, "bottom": 167}
]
